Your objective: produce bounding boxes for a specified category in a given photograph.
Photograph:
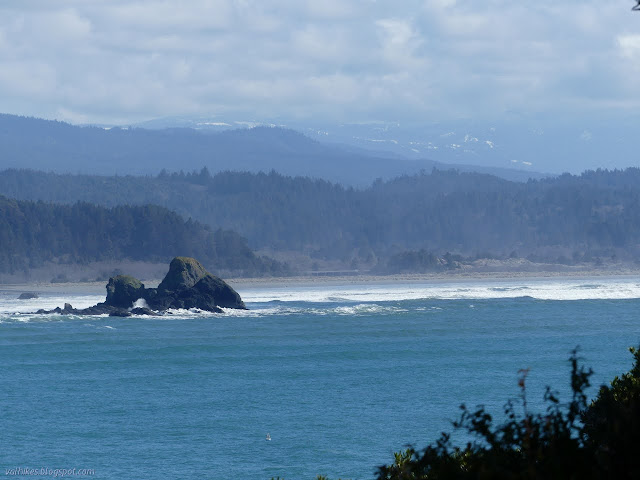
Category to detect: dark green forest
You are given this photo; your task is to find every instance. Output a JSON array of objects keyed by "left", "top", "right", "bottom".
[
  {"left": 2, "top": 167, "right": 640, "bottom": 267},
  {"left": 0, "top": 196, "right": 287, "bottom": 276}
]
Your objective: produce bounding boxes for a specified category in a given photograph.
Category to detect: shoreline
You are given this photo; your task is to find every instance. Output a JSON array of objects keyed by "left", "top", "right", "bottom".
[
  {"left": 227, "top": 266, "right": 640, "bottom": 289},
  {"left": 2, "top": 266, "right": 640, "bottom": 293}
]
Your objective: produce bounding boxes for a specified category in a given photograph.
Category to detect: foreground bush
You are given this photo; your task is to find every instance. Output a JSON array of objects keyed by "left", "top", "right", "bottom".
[{"left": 377, "top": 347, "right": 640, "bottom": 480}]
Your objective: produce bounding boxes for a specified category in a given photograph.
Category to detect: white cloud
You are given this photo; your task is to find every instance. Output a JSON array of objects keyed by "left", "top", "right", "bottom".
[
  {"left": 424, "top": 0, "right": 456, "bottom": 10},
  {"left": 617, "top": 34, "right": 640, "bottom": 58},
  {"left": 305, "top": 0, "right": 355, "bottom": 19},
  {"left": 0, "top": 0, "right": 637, "bottom": 124},
  {"left": 375, "top": 18, "right": 426, "bottom": 69},
  {"left": 292, "top": 25, "right": 354, "bottom": 64},
  {"left": 56, "top": 107, "right": 91, "bottom": 124},
  {"left": 104, "top": 0, "right": 234, "bottom": 31},
  {"left": 0, "top": 60, "right": 57, "bottom": 97}
]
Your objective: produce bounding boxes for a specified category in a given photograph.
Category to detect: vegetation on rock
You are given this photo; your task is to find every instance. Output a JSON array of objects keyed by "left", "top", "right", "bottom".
[
  {"left": 157, "top": 256, "right": 209, "bottom": 292},
  {"left": 105, "top": 275, "right": 146, "bottom": 308}
]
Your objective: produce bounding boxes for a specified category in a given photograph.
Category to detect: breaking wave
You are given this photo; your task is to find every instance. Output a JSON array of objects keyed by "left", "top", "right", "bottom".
[
  {"left": 1, "top": 276, "right": 640, "bottom": 323},
  {"left": 239, "top": 277, "right": 640, "bottom": 303}
]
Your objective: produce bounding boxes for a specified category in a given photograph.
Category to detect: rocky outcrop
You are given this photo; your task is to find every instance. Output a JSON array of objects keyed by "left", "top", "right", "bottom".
[
  {"left": 18, "top": 292, "right": 39, "bottom": 300},
  {"left": 36, "top": 257, "right": 246, "bottom": 316},
  {"left": 106, "top": 275, "right": 146, "bottom": 308},
  {"left": 44, "top": 303, "right": 76, "bottom": 314},
  {"left": 144, "top": 257, "right": 246, "bottom": 311},
  {"left": 157, "top": 257, "right": 209, "bottom": 292},
  {"left": 192, "top": 274, "right": 246, "bottom": 309}
]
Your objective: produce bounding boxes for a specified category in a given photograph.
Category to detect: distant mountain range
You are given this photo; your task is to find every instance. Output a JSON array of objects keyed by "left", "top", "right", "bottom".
[
  {"left": 0, "top": 113, "right": 544, "bottom": 185},
  {"left": 134, "top": 113, "right": 640, "bottom": 177}
]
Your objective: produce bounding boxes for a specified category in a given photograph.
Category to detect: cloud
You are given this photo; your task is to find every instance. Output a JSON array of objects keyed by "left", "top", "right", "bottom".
[
  {"left": 617, "top": 33, "right": 640, "bottom": 57},
  {"left": 305, "top": 0, "right": 356, "bottom": 20},
  {"left": 0, "top": 0, "right": 637, "bottom": 124},
  {"left": 103, "top": 0, "right": 234, "bottom": 31},
  {"left": 375, "top": 18, "right": 426, "bottom": 69},
  {"left": 0, "top": 60, "right": 57, "bottom": 97}
]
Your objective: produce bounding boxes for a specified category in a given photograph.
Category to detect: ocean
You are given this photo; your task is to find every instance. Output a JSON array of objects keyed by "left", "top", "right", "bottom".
[{"left": 1, "top": 277, "right": 640, "bottom": 479}]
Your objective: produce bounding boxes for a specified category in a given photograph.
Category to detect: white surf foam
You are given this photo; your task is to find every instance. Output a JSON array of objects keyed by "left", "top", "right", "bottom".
[
  {"left": 332, "top": 304, "right": 408, "bottom": 316},
  {"left": 238, "top": 277, "right": 640, "bottom": 303},
  {"left": 131, "top": 298, "right": 150, "bottom": 309},
  {"left": 2, "top": 277, "right": 639, "bottom": 322},
  {"left": 0, "top": 293, "right": 104, "bottom": 315}
]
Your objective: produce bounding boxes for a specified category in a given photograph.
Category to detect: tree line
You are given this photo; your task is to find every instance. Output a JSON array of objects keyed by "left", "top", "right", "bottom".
[
  {"left": 0, "top": 196, "right": 288, "bottom": 276},
  {"left": 1, "top": 167, "right": 640, "bottom": 265}
]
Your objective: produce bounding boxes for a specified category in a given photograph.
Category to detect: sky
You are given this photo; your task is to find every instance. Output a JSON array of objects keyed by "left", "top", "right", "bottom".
[{"left": 0, "top": 0, "right": 639, "bottom": 126}]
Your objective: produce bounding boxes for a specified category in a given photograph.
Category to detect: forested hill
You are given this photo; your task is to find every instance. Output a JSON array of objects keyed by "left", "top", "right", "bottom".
[
  {"left": 0, "top": 196, "right": 287, "bottom": 276},
  {"left": 1, "top": 167, "right": 640, "bottom": 264}
]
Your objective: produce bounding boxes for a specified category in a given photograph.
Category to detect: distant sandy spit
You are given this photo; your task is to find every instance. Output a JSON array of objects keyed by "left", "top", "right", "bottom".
[
  {"left": 227, "top": 267, "right": 640, "bottom": 289},
  {"left": 3, "top": 264, "right": 640, "bottom": 293},
  {"left": 0, "top": 282, "right": 107, "bottom": 297},
  {"left": 0, "top": 280, "right": 159, "bottom": 295}
]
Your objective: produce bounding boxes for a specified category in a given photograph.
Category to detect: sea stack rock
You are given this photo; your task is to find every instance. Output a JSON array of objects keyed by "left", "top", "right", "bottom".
[
  {"left": 146, "top": 257, "right": 246, "bottom": 312},
  {"left": 106, "top": 275, "right": 146, "bottom": 309},
  {"left": 157, "top": 256, "right": 209, "bottom": 292},
  {"left": 35, "top": 256, "right": 246, "bottom": 315}
]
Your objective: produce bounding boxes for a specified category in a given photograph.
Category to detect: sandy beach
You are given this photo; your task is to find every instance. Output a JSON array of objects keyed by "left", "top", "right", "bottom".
[
  {"left": 227, "top": 265, "right": 640, "bottom": 289},
  {"left": 2, "top": 261, "right": 640, "bottom": 295}
]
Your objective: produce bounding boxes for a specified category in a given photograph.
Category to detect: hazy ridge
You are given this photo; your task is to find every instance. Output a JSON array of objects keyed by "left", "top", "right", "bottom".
[{"left": 0, "top": 113, "right": 542, "bottom": 185}]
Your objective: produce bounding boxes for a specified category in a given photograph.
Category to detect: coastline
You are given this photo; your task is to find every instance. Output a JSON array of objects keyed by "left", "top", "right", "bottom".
[
  {"left": 2, "top": 265, "right": 640, "bottom": 313},
  {"left": 2, "top": 264, "right": 640, "bottom": 293},
  {"left": 226, "top": 265, "right": 640, "bottom": 289}
]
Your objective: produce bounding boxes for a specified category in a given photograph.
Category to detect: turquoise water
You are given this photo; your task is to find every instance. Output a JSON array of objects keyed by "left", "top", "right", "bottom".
[{"left": 1, "top": 278, "right": 640, "bottom": 479}]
